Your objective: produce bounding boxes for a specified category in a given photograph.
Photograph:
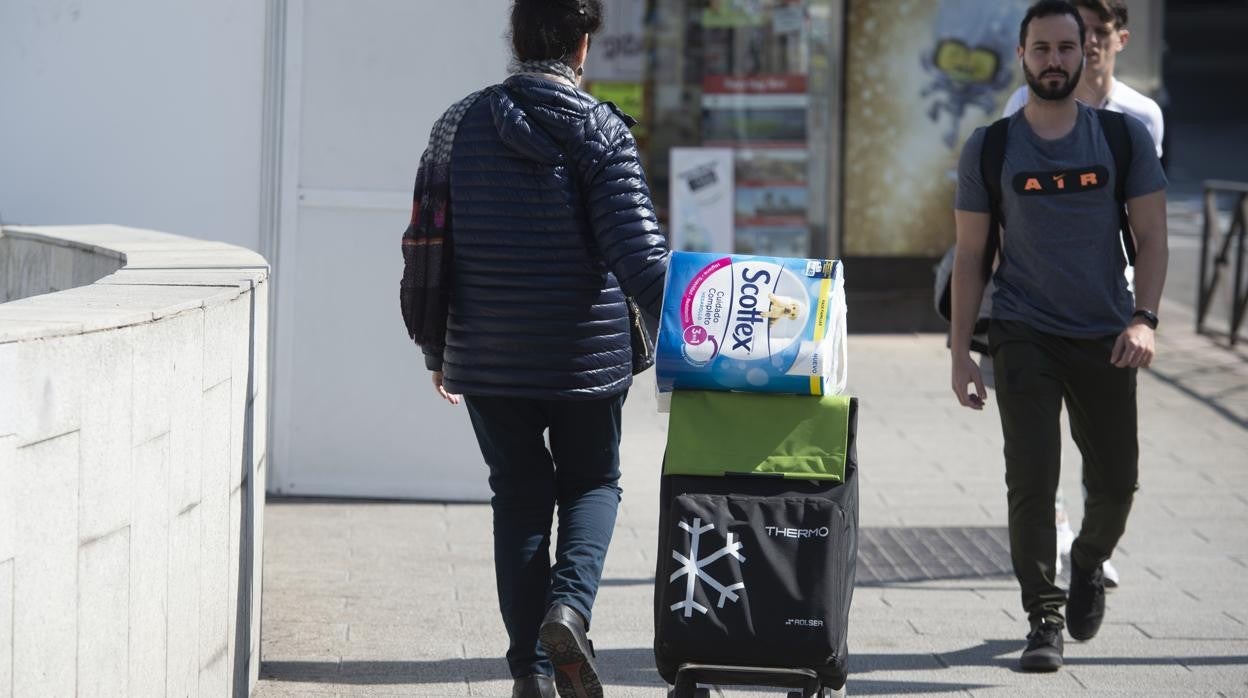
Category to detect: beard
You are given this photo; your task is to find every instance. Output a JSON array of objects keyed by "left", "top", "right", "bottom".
[{"left": 1023, "top": 58, "right": 1083, "bottom": 101}]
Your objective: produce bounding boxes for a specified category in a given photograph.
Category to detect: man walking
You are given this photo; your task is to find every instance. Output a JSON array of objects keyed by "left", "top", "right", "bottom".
[
  {"left": 950, "top": 0, "right": 1168, "bottom": 673},
  {"left": 1000, "top": 0, "right": 1165, "bottom": 588}
]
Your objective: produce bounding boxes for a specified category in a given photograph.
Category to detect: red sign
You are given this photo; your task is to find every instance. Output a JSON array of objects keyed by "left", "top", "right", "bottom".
[{"left": 702, "top": 74, "right": 808, "bottom": 95}]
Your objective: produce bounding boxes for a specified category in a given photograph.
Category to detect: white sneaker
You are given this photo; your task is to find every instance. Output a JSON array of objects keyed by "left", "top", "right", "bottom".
[
  {"left": 1055, "top": 518, "right": 1075, "bottom": 577},
  {"left": 1102, "top": 559, "right": 1120, "bottom": 588},
  {"left": 1056, "top": 519, "right": 1075, "bottom": 556}
]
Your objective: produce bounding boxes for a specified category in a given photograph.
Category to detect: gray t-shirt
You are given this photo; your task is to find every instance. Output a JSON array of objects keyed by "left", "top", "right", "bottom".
[{"left": 956, "top": 103, "right": 1166, "bottom": 338}]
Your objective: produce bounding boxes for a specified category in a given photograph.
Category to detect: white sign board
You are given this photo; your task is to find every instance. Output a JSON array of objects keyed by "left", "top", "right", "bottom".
[{"left": 670, "top": 147, "right": 735, "bottom": 253}]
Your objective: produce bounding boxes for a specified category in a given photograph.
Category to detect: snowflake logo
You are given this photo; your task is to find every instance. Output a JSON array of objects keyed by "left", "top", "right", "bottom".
[{"left": 669, "top": 517, "right": 746, "bottom": 618}]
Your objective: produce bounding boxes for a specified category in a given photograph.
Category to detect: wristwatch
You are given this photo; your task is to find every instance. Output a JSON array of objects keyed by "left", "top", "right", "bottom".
[{"left": 1132, "top": 308, "right": 1159, "bottom": 329}]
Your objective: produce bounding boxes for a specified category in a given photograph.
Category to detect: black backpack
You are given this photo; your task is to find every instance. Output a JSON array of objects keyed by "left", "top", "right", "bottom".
[{"left": 935, "top": 109, "right": 1136, "bottom": 347}]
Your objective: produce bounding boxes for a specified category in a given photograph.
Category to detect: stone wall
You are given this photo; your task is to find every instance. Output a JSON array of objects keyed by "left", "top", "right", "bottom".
[{"left": 0, "top": 225, "right": 268, "bottom": 697}]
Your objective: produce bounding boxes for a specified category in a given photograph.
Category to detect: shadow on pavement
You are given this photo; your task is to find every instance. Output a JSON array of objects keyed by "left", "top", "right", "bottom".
[
  {"left": 1148, "top": 331, "right": 1248, "bottom": 430},
  {"left": 1149, "top": 364, "right": 1248, "bottom": 430},
  {"left": 260, "top": 650, "right": 660, "bottom": 686},
  {"left": 853, "top": 642, "right": 1010, "bottom": 673},
  {"left": 261, "top": 643, "right": 1248, "bottom": 688},
  {"left": 832, "top": 680, "right": 991, "bottom": 695}
]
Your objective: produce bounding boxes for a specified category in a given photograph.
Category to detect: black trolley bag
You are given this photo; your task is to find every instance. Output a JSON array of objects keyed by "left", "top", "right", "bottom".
[{"left": 653, "top": 391, "right": 859, "bottom": 698}]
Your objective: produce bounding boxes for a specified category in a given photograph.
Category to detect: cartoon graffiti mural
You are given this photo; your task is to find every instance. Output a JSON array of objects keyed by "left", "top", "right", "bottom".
[{"left": 920, "top": 0, "right": 1029, "bottom": 148}]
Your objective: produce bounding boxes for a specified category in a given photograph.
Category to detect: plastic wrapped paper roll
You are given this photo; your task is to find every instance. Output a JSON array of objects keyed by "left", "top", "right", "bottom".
[{"left": 656, "top": 251, "right": 848, "bottom": 396}]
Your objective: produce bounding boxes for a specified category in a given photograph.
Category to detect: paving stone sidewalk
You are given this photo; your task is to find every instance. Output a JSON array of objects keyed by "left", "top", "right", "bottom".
[{"left": 255, "top": 296, "right": 1248, "bottom": 696}]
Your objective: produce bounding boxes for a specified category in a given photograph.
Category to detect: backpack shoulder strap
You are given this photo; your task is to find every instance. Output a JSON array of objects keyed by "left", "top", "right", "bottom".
[
  {"left": 978, "top": 117, "right": 1011, "bottom": 281},
  {"left": 1095, "top": 108, "right": 1136, "bottom": 264}
]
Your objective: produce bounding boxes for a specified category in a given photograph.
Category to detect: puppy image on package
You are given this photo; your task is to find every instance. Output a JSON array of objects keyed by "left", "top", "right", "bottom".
[{"left": 764, "top": 293, "right": 802, "bottom": 326}]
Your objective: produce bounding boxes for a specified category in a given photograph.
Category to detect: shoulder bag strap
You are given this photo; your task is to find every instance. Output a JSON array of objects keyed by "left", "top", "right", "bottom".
[
  {"left": 1095, "top": 108, "right": 1136, "bottom": 265},
  {"left": 979, "top": 117, "right": 1011, "bottom": 282}
]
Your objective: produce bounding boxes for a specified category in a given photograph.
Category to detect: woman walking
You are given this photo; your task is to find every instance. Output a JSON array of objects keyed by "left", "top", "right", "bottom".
[{"left": 400, "top": 1, "right": 669, "bottom": 696}]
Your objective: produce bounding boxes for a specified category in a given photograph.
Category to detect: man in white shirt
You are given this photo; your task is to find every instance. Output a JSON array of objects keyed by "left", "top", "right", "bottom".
[
  {"left": 1002, "top": 0, "right": 1164, "bottom": 158},
  {"left": 998, "top": 0, "right": 1163, "bottom": 588}
]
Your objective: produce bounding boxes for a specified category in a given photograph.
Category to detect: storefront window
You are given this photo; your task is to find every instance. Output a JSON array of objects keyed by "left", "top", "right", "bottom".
[
  {"left": 635, "top": 0, "right": 840, "bottom": 258},
  {"left": 584, "top": 1, "right": 1030, "bottom": 265}
]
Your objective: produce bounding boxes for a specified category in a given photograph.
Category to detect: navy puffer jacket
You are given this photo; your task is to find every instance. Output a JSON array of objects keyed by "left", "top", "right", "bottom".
[{"left": 426, "top": 74, "right": 669, "bottom": 400}]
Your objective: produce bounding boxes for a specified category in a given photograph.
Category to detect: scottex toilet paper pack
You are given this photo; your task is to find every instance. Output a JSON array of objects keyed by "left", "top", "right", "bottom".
[{"left": 656, "top": 251, "right": 847, "bottom": 396}]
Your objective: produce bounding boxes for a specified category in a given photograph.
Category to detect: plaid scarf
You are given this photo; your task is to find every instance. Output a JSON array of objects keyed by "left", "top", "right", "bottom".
[{"left": 400, "top": 60, "right": 579, "bottom": 353}]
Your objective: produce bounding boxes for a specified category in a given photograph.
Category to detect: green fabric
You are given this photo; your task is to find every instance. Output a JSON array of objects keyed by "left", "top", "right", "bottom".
[{"left": 665, "top": 391, "right": 851, "bottom": 481}]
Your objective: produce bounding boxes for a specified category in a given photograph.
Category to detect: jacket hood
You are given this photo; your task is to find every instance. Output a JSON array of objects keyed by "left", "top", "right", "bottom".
[{"left": 488, "top": 75, "right": 597, "bottom": 166}]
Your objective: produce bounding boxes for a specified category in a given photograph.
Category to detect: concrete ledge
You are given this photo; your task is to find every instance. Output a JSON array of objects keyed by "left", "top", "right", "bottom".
[
  {"left": 0, "top": 225, "right": 267, "bottom": 342},
  {"left": 0, "top": 224, "right": 269, "bottom": 697}
]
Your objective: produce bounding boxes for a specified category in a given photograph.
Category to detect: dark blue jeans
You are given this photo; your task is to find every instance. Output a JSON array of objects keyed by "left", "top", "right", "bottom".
[{"left": 464, "top": 392, "right": 626, "bottom": 679}]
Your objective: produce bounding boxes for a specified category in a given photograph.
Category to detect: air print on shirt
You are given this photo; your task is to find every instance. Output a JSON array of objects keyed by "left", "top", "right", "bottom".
[{"left": 1012, "top": 166, "right": 1110, "bottom": 195}]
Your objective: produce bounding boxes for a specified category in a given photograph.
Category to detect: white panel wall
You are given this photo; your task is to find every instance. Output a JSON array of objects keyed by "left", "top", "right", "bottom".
[
  {"left": 297, "top": 0, "right": 514, "bottom": 191},
  {"left": 270, "top": 0, "right": 513, "bottom": 499},
  {"left": 0, "top": 1, "right": 267, "bottom": 252}
]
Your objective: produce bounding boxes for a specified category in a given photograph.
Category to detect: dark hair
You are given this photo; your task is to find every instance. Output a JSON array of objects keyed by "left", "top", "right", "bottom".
[
  {"left": 1072, "top": 0, "right": 1128, "bottom": 28},
  {"left": 510, "top": 0, "right": 604, "bottom": 65},
  {"left": 1019, "top": 0, "right": 1087, "bottom": 47}
]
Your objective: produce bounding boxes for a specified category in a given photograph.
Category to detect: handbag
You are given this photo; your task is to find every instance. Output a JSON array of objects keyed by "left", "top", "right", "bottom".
[{"left": 627, "top": 296, "right": 655, "bottom": 375}]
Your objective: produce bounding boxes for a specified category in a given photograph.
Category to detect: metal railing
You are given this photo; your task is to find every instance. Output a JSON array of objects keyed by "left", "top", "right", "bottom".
[{"left": 1196, "top": 180, "right": 1248, "bottom": 346}]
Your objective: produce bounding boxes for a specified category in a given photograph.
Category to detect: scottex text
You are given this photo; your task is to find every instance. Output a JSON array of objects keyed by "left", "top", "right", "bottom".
[{"left": 732, "top": 267, "right": 772, "bottom": 353}]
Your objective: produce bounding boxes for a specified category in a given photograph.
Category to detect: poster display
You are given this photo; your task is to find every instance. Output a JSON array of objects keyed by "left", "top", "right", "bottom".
[
  {"left": 841, "top": 0, "right": 1029, "bottom": 256},
  {"left": 670, "top": 147, "right": 736, "bottom": 252}
]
